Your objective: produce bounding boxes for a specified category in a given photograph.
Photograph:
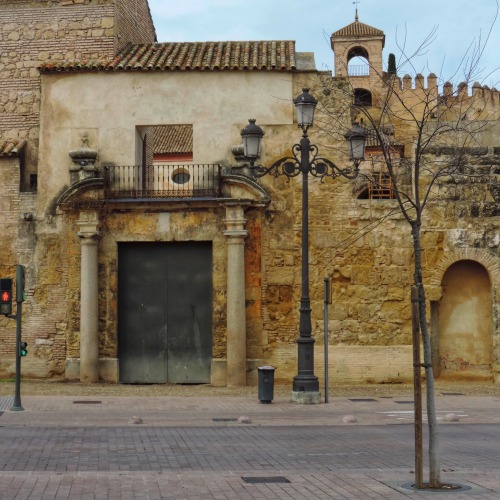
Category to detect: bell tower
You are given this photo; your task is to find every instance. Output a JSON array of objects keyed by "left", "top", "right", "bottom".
[{"left": 330, "top": 13, "right": 385, "bottom": 80}]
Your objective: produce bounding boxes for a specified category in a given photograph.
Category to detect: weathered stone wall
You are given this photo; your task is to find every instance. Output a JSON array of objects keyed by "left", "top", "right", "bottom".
[
  {"left": 57, "top": 204, "right": 265, "bottom": 378},
  {"left": 0, "top": 0, "right": 156, "bottom": 376},
  {"left": 261, "top": 165, "right": 499, "bottom": 385},
  {"left": 254, "top": 78, "right": 500, "bottom": 386},
  {"left": 3, "top": 7, "right": 498, "bottom": 385}
]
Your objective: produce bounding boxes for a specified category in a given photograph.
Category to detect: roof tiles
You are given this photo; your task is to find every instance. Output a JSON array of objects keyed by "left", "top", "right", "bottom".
[
  {"left": 154, "top": 125, "right": 193, "bottom": 154},
  {"left": 332, "top": 20, "right": 384, "bottom": 38},
  {"left": 40, "top": 41, "right": 298, "bottom": 73},
  {"left": 0, "top": 140, "right": 25, "bottom": 157}
]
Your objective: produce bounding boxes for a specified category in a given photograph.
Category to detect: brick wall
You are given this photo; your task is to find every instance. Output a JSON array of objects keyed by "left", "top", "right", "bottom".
[{"left": 0, "top": 158, "right": 20, "bottom": 373}]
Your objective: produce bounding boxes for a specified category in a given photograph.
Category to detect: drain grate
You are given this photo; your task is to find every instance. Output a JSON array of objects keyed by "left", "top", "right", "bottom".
[
  {"left": 349, "top": 398, "right": 377, "bottom": 402},
  {"left": 212, "top": 418, "right": 238, "bottom": 422},
  {"left": 395, "top": 401, "right": 414, "bottom": 404},
  {"left": 242, "top": 476, "right": 290, "bottom": 484},
  {"left": 0, "top": 397, "right": 13, "bottom": 411},
  {"left": 73, "top": 400, "right": 102, "bottom": 405},
  {"left": 441, "top": 392, "right": 465, "bottom": 396}
]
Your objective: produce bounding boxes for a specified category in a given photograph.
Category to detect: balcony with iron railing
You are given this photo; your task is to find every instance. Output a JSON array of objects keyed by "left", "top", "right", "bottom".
[{"left": 103, "top": 163, "right": 222, "bottom": 200}]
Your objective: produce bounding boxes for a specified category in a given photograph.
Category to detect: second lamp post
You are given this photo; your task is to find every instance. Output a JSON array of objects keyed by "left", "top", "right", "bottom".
[{"left": 241, "top": 88, "right": 368, "bottom": 403}]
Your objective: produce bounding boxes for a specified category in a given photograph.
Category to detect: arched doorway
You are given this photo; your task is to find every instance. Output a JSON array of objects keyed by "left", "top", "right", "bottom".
[{"left": 437, "top": 260, "right": 493, "bottom": 380}]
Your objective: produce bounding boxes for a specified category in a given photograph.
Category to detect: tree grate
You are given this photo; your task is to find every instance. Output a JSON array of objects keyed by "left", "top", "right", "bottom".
[
  {"left": 242, "top": 476, "right": 290, "bottom": 484},
  {"left": 401, "top": 482, "right": 471, "bottom": 492}
]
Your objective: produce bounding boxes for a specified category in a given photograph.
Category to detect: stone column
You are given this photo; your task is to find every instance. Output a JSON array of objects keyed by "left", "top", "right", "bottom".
[
  {"left": 77, "top": 212, "right": 100, "bottom": 383},
  {"left": 224, "top": 203, "right": 249, "bottom": 387}
]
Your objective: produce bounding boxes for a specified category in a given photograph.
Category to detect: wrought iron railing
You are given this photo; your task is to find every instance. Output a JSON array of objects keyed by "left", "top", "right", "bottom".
[
  {"left": 348, "top": 64, "right": 370, "bottom": 76},
  {"left": 103, "top": 164, "right": 222, "bottom": 199}
]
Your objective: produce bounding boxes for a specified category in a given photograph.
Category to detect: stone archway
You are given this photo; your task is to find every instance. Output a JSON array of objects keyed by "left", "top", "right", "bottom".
[{"left": 437, "top": 260, "right": 493, "bottom": 381}]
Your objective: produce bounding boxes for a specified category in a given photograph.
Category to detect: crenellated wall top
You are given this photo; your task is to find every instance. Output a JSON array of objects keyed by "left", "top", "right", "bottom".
[{"left": 394, "top": 73, "right": 500, "bottom": 106}]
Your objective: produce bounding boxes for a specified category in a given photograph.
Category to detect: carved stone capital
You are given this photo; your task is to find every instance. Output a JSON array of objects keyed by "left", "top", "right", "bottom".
[
  {"left": 77, "top": 212, "right": 100, "bottom": 240},
  {"left": 223, "top": 203, "right": 249, "bottom": 238}
]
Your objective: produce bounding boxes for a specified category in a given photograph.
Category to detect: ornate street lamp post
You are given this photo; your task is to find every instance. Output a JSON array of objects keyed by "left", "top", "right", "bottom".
[{"left": 241, "top": 88, "right": 367, "bottom": 404}]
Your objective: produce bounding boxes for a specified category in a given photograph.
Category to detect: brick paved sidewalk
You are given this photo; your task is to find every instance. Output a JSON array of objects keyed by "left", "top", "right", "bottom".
[
  {"left": 1, "top": 393, "right": 500, "bottom": 427},
  {"left": 0, "top": 420, "right": 499, "bottom": 498},
  {"left": 1, "top": 394, "right": 499, "bottom": 499}
]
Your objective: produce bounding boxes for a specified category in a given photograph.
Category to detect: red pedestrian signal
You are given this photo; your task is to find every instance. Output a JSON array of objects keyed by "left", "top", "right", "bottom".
[{"left": 0, "top": 279, "right": 13, "bottom": 315}]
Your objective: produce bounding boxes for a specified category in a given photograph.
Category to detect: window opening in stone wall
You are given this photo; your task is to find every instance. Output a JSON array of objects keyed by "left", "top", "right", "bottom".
[
  {"left": 358, "top": 171, "right": 395, "bottom": 199},
  {"left": 17, "top": 145, "right": 37, "bottom": 193},
  {"left": 137, "top": 124, "right": 194, "bottom": 166},
  {"left": 125, "top": 124, "right": 205, "bottom": 197},
  {"left": 29, "top": 174, "right": 38, "bottom": 192},
  {"left": 347, "top": 47, "right": 370, "bottom": 76},
  {"left": 354, "top": 88, "right": 372, "bottom": 107}
]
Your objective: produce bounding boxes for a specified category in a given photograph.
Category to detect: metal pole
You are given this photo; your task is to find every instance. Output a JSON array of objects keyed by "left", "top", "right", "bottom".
[
  {"left": 324, "top": 278, "right": 330, "bottom": 403},
  {"left": 292, "top": 131, "right": 319, "bottom": 394},
  {"left": 10, "top": 300, "right": 24, "bottom": 411},
  {"left": 411, "top": 285, "right": 423, "bottom": 488}
]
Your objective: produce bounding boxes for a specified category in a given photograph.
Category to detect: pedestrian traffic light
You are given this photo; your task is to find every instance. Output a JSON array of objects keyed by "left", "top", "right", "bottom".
[
  {"left": 19, "top": 342, "right": 28, "bottom": 357},
  {"left": 0, "top": 278, "right": 13, "bottom": 315},
  {"left": 16, "top": 265, "right": 25, "bottom": 302}
]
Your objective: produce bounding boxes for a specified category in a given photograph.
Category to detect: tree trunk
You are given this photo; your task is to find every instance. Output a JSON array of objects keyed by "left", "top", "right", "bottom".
[{"left": 411, "top": 223, "right": 441, "bottom": 487}]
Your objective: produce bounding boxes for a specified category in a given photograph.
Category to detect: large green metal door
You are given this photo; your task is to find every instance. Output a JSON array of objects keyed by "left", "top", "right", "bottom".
[{"left": 118, "top": 242, "right": 212, "bottom": 383}]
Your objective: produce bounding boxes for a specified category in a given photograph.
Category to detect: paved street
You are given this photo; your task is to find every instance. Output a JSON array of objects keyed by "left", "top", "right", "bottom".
[{"left": 0, "top": 393, "right": 499, "bottom": 499}]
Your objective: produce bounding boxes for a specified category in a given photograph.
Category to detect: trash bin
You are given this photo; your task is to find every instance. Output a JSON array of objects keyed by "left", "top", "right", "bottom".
[{"left": 257, "top": 366, "right": 276, "bottom": 404}]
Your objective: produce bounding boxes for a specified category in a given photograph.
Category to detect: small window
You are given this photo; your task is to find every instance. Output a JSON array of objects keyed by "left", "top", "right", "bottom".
[
  {"left": 354, "top": 88, "right": 372, "bottom": 107},
  {"left": 29, "top": 174, "right": 38, "bottom": 191},
  {"left": 358, "top": 172, "right": 395, "bottom": 200}
]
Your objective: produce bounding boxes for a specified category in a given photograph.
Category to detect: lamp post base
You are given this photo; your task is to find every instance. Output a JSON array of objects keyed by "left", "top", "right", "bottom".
[{"left": 291, "top": 390, "right": 321, "bottom": 405}]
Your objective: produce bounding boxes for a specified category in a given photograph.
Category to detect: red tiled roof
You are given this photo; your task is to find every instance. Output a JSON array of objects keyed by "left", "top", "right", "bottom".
[
  {"left": 0, "top": 140, "right": 25, "bottom": 157},
  {"left": 332, "top": 20, "right": 384, "bottom": 38},
  {"left": 39, "top": 41, "right": 297, "bottom": 73},
  {"left": 154, "top": 125, "right": 192, "bottom": 154}
]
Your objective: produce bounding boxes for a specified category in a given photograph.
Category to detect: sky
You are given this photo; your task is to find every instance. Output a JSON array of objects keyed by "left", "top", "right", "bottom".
[{"left": 148, "top": 0, "right": 500, "bottom": 87}]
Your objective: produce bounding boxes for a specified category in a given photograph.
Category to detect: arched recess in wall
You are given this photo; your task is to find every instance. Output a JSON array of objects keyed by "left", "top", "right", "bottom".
[
  {"left": 435, "top": 260, "right": 493, "bottom": 381},
  {"left": 347, "top": 46, "right": 370, "bottom": 76},
  {"left": 353, "top": 88, "right": 373, "bottom": 107}
]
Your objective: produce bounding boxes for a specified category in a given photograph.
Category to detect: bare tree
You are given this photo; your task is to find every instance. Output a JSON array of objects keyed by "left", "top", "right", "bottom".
[{"left": 310, "top": 7, "right": 499, "bottom": 488}]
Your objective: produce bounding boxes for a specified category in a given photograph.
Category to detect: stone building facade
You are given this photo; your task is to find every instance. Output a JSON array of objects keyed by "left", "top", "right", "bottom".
[{"left": 1, "top": 3, "right": 499, "bottom": 387}]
